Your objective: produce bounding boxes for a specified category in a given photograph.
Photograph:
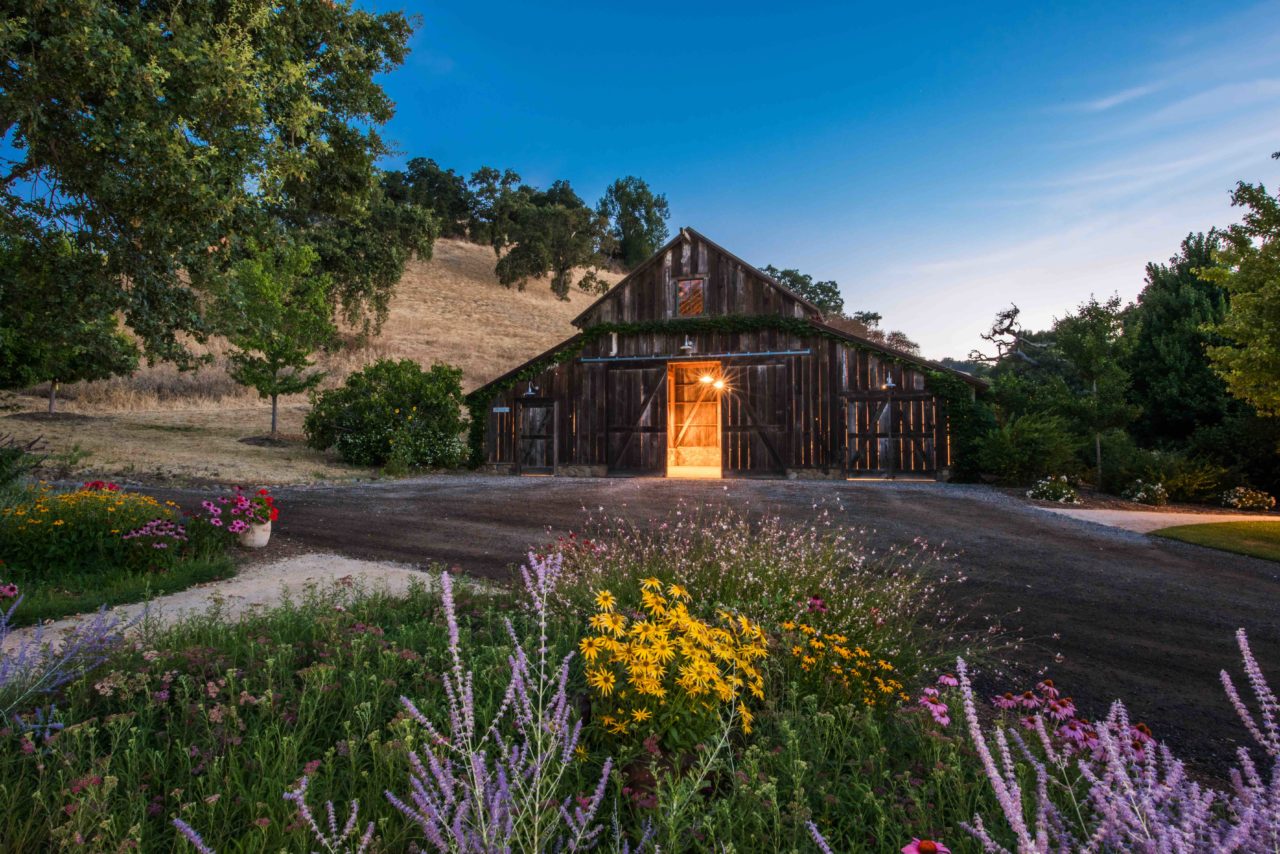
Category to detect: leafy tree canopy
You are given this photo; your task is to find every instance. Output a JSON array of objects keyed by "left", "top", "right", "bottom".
[
  {"left": 760, "top": 264, "right": 845, "bottom": 316},
  {"left": 1205, "top": 157, "right": 1280, "bottom": 416},
  {"left": 597, "top": 177, "right": 670, "bottom": 269},
  {"left": 1, "top": 0, "right": 428, "bottom": 363},
  {"left": 495, "top": 180, "right": 605, "bottom": 299},
  {"left": 384, "top": 158, "right": 474, "bottom": 239},
  {"left": 0, "top": 233, "right": 139, "bottom": 411},
  {"left": 214, "top": 240, "right": 337, "bottom": 438}
]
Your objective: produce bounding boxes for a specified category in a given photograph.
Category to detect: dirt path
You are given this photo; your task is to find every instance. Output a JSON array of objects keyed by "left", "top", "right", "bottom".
[
  {"left": 1037, "top": 506, "right": 1276, "bottom": 533},
  {"left": 4, "top": 554, "right": 437, "bottom": 652},
  {"left": 148, "top": 475, "right": 1280, "bottom": 771}
]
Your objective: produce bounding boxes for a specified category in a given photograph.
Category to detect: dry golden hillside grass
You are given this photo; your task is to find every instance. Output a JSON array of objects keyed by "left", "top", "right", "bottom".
[{"left": 1, "top": 239, "right": 621, "bottom": 483}]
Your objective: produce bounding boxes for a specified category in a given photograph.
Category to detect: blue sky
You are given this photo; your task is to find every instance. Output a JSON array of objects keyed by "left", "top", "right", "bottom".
[{"left": 377, "top": 1, "right": 1280, "bottom": 357}]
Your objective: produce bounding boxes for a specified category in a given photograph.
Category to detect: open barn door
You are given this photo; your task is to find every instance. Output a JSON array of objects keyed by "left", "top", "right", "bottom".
[
  {"left": 667, "top": 362, "right": 723, "bottom": 478},
  {"left": 844, "top": 393, "right": 939, "bottom": 477},
  {"left": 606, "top": 365, "right": 667, "bottom": 474}
]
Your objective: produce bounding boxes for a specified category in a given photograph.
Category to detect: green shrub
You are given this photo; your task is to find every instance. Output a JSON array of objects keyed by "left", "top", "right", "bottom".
[
  {"left": 1141, "top": 452, "right": 1229, "bottom": 503},
  {"left": 0, "top": 435, "right": 42, "bottom": 502},
  {"left": 304, "top": 359, "right": 468, "bottom": 469},
  {"left": 1026, "top": 475, "right": 1082, "bottom": 504},
  {"left": 1221, "top": 486, "right": 1276, "bottom": 511},
  {"left": 1122, "top": 479, "right": 1169, "bottom": 506},
  {"left": 978, "top": 413, "right": 1078, "bottom": 485}
]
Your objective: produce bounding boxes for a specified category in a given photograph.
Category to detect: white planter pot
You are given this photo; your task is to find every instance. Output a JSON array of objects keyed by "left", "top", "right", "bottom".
[{"left": 238, "top": 520, "right": 272, "bottom": 549}]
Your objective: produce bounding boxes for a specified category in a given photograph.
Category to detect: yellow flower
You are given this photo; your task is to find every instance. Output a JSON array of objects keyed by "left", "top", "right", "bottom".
[
  {"left": 574, "top": 745, "right": 589, "bottom": 762},
  {"left": 578, "top": 636, "right": 603, "bottom": 662},
  {"left": 630, "top": 707, "right": 652, "bottom": 723},
  {"left": 587, "top": 667, "right": 616, "bottom": 697},
  {"left": 52, "top": 519, "right": 65, "bottom": 526},
  {"left": 666, "top": 583, "right": 690, "bottom": 601},
  {"left": 639, "top": 576, "right": 662, "bottom": 593},
  {"left": 594, "top": 590, "right": 617, "bottom": 612},
  {"left": 781, "top": 620, "right": 796, "bottom": 631}
]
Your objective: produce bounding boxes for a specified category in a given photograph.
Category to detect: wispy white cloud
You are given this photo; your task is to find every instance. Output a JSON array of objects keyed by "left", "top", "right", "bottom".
[{"left": 1066, "top": 84, "right": 1160, "bottom": 112}]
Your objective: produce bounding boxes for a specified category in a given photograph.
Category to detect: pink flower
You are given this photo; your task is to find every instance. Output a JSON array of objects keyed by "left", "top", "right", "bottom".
[
  {"left": 992, "top": 692, "right": 1019, "bottom": 710},
  {"left": 918, "top": 688, "right": 951, "bottom": 726},
  {"left": 936, "top": 673, "right": 959, "bottom": 687},
  {"left": 1018, "top": 690, "right": 1042, "bottom": 711},
  {"left": 1036, "top": 679, "right": 1060, "bottom": 699},
  {"left": 902, "top": 839, "right": 950, "bottom": 854},
  {"left": 0, "top": 583, "right": 18, "bottom": 599},
  {"left": 209, "top": 517, "right": 223, "bottom": 527},
  {"left": 806, "top": 595, "right": 828, "bottom": 614},
  {"left": 1046, "top": 696, "right": 1076, "bottom": 721}
]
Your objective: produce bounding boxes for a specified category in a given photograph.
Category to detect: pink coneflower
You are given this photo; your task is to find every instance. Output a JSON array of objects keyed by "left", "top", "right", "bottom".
[
  {"left": 807, "top": 595, "right": 829, "bottom": 614},
  {"left": 0, "top": 582, "right": 18, "bottom": 599},
  {"left": 902, "top": 839, "right": 950, "bottom": 854},
  {"left": 936, "top": 673, "right": 959, "bottom": 687},
  {"left": 918, "top": 688, "right": 951, "bottom": 726},
  {"left": 992, "top": 692, "right": 1019, "bottom": 710},
  {"left": 1036, "top": 678, "right": 1060, "bottom": 699},
  {"left": 1046, "top": 696, "right": 1076, "bottom": 721}
]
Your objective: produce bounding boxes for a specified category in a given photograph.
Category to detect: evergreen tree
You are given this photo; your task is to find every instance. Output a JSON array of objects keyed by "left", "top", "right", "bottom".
[
  {"left": 1124, "top": 233, "right": 1233, "bottom": 444},
  {"left": 760, "top": 265, "right": 844, "bottom": 316}
]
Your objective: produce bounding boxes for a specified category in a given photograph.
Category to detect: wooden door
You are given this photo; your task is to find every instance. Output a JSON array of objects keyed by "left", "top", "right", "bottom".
[
  {"left": 723, "top": 362, "right": 788, "bottom": 475},
  {"left": 515, "top": 399, "right": 557, "bottom": 474},
  {"left": 606, "top": 366, "right": 667, "bottom": 473},
  {"left": 667, "top": 362, "right": 722, "bottom": 478},
  {"left": 844, "top": 394, "right": 938, "bottom": 476}
]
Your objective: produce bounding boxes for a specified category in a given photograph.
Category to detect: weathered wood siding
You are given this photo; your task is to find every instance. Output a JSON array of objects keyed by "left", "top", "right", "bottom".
[
  {"left": 480, "top": 329, "right": 952, "bottom": 477},
  {"left": 574, "top": 230, "right": 818, "bottom": 328}
]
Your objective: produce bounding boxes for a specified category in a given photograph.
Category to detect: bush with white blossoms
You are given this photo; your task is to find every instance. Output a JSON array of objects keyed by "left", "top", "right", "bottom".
[
  {"left": 1123, "top": 479, "right": 1168, "bottom": 506},
  {"left": 1026, "top": 475, "right": 1081, "bottom": 505},
  {"left": 1221, "top": 486, "right": 1276, "bottom": 512}
]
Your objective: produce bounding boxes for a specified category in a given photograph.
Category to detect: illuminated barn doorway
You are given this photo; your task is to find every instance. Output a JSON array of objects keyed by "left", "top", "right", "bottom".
[{"left": 667, "top": 361, "right": 723, "bottom": 478}]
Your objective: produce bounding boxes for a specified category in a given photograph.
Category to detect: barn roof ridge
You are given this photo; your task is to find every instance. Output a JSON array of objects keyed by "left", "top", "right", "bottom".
[
  {"left": 808, "top": 318, "right": 989, "bottom": 389},
  {"left": 570, "top": 226, "right": 826, "bottom": 328}
]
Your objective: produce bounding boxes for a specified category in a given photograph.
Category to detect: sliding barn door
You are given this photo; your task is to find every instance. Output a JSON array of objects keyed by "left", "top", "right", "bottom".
[
  {"left": 515, "top": 399, "right": 557, "bottom": 474},
  {"left": 723, "top": 363, "right": 788, "bottom": 476},
  {"left": 845, "top": 394, "right": 939, "bottom": 476},
  {"left": 606, "top": 366, "right": 667, "bottom": 473}
]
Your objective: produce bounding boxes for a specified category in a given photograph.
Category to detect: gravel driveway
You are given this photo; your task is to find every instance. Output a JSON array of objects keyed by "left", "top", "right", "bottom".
[{"left": 156, "top": 475, "right": 1280, "bottom": 770}]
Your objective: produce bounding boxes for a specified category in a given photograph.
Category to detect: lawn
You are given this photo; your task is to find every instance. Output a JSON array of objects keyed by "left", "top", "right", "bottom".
[{"left": 1152, "top": 520, "right": 1280, "bottom": 562}]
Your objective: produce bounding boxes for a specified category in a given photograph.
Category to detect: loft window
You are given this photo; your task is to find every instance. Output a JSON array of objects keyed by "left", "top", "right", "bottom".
[{"left": 677, "top": 278, "right": 705, "bottom": 316}]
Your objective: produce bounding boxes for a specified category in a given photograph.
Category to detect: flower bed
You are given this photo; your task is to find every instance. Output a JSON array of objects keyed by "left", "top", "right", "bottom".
[
  {"left": 0, "top": 506, "right": 1275, "bottom": 852},
  {"left": 0, "top": 482, "right": 236, "bottom": 623}
]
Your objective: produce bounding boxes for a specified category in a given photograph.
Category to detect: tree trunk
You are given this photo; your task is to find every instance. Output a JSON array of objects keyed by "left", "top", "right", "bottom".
[
  {"left": 270, "top": 393, "right": 279, "bottom": 440},
  {"left": 48, "top": 381, "right": 58, "bottom": 414},
  {"left": 1092, "top": 378, "right": 1102, "bottom": 488}
]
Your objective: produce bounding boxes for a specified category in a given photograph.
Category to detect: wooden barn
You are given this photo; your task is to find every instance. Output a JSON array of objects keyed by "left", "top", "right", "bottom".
[{"left": 471, "top": 228, "right": 985, "bottom": 479}]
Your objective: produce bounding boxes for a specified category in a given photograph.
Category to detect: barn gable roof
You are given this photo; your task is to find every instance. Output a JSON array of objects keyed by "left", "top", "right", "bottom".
[{"left": 570, "top": 226, "right": 825, "bottom": 328}]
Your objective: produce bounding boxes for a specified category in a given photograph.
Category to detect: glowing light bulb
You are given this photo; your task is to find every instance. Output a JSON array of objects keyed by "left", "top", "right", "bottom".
[
  {"left": 699, "top": 374, "right": 713, "bottom": 384},
  {"left": 713, "top": 379, "right": 725, "bottom": 389}
]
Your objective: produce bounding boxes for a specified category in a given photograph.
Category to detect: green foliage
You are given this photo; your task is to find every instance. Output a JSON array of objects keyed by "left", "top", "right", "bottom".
[
  {"left": 926, "top": 371, "right": 995, "bottom": 481},
  {"left": 978, "top": 413, "right": 1079, "bottom": 485},
  {"left": 761, "top": 264, "right": 845, "bottom": 316},
  {"left": 1125, "top": 233, "right": 1233, "bottom": 444},
  {"left": 383, "top": 158, "right": 475, "bottom": 239},
  {"left": 1, "top": 0, "right": 420, "bottom": 361},
  {"left": 304, "top": 359, "right": 468, "bottom": 469},
  {"left": 0, "top": 485, "right": 231, "bottom": 623},
  {"left": 1141, "top": 452, "right": 1229, "bottom": 504},
  {"left": 495, "top": 180, "right": 604, "bottom": 299},
  {"left": 1026, "top": 475, "right": 1081, "bottom": 504},
  {"left": 1205, "top": 159, "right": 1280, "bottom": 416},
  {"left": 596, "top": 177, "right": 670, "bottom": 269},
  {"left": 468, "top": 166, "right": 523, "bottom": 250},
  {"left": 0, "top": 435, "right": 43, "bottom": 502},
  {"left": 1122, "top": 479, "right": 1169, "bottom": 506},
  {"left": 216, "top": 241, "right": 336, "bottom": 436},
  {"left": 0, "top": 234, "right": 139, "bottom": 409},
  {"left": 1053, "top": 295, "right": 1138, "bottom": 485}
]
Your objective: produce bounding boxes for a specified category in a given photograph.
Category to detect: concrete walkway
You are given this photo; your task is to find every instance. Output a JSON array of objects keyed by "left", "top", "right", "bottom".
[
  {"left": 1037, "top": 507, "right": 1277, "bottom": 534},
  {"left": 4, "top": 553, "right": 439, "bottom": 652}
]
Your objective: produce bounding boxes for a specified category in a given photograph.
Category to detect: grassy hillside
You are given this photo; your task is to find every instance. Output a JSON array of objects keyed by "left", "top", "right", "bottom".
[{"left": 0, "top": 240, "right": 621, "bottom": 483}]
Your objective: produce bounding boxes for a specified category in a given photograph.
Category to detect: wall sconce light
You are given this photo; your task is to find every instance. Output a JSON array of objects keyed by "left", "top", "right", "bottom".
[
  {"left": 679, "top": 336, "right": 695, "bottom": 355},
  {"left": 523, "top": 381, "right": 538, "bottom": 397}
]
